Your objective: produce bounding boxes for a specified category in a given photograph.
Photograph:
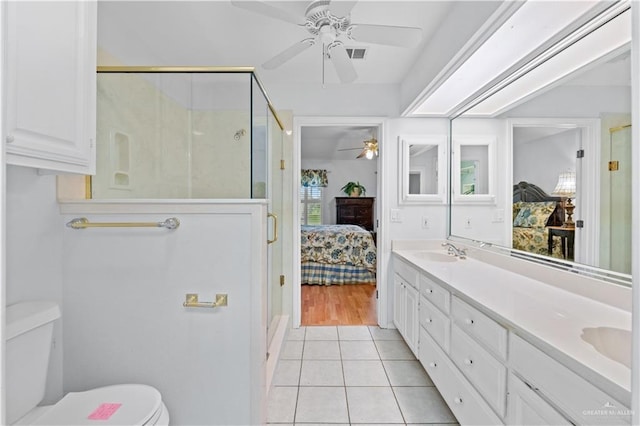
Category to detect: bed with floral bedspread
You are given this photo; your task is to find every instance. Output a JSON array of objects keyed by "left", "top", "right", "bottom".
[
  {"left": 301, "top": 224, "right": 376, "bottom": 285},
  {"left": 512, "top": 181, "right": 565, "bottom": 258}
]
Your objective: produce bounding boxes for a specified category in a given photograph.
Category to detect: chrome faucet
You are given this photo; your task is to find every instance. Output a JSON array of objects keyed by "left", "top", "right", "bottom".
[{"left": 442, "top": 242, "right": 467, "bottom": 259}]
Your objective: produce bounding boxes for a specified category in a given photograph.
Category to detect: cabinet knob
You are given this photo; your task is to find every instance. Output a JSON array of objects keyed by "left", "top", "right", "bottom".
[
  {"left": 454, "top": 397, "right": 463, "bottom": 404},
  {"left": 464, "top": 358, "right": 473, "bottom": 366},
  {"left": 426, "top": 288, "right": 433, "bottom": 294},
  {"left": 6, "top": 135, "right": 15, "bottom": 143},
  {"left": 426, "top": 318, "right": 433, "bottom": 323},
  {"left": 464, "top": 318, "right": 474, "bottom": 325},
  {"left": 428, "top": 362, "right": 437, "bottom": 368}
]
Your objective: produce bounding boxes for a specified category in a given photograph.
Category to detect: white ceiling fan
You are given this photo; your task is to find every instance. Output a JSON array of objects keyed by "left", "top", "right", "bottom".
[
  {"left": 338, "top": 137, "right": 379, "bottom": 159},
  {"left": 230, "top": 0, "right": 423, "bottom": 83}
]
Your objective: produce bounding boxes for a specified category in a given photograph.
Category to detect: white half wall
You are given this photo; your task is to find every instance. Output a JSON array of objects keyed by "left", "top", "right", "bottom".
[{"left": 60, "top": 202, "right": 267, "bottom": 425}]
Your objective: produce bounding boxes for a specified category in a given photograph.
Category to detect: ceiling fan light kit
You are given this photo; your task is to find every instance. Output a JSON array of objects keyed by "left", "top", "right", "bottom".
[{"left": 231, "top": 0, "right": 422, "bottom": 83}]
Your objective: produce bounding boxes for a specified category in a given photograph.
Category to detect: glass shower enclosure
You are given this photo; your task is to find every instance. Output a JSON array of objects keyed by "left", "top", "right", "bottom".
[{"left": 93, "top": 66, "right": 285, "bottom": 345}]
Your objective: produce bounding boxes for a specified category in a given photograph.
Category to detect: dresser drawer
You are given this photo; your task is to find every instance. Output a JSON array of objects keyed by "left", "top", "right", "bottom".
[
  {"left": 450, "top": 324, "right": 507, "bottom": 417},
  {"left": 419, "top": 296, "right": 450, "bottom": 351},
  {"left": 419, "top": 274, "right": 450, "bottom": 314},
  {"left": 451, "top": 296, "right": 507, "bottom": 359},
  {"left": 510, "top": 333, "right": 631, "bottom": 425},
  {"left": 419, "top": 328, "right": 503, "bottom": 425},
  {"left": 393, "top": 256, "right": 419, "bottom": 288}
]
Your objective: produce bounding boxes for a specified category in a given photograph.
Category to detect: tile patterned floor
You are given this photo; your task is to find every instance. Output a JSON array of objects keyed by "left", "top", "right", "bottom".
[{"left": 268, "top": 325, "right": 459, "bottom": 425}]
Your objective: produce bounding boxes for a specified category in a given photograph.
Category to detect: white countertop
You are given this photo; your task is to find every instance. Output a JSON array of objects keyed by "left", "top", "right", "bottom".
[{"left": 393, "top": 245, "right": 632, "bottom": 406}]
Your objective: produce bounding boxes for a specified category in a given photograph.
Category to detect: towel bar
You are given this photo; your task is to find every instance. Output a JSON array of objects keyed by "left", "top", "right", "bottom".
[{"left": 66, "top": 217, "right": 180, "bottom": 230}]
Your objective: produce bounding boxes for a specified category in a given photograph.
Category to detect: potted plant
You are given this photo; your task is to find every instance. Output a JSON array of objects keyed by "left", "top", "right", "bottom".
[{"left": 341, "top": 181, "right": 366, "bottom": 197}]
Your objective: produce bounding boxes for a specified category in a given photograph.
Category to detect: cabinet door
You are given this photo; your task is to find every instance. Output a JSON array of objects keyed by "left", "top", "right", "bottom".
[
  {"left": 404, "top": 283, "right": 419, "bottom": 354},
  {"left": 508, "top": 374, "right": 571, "bottom": 425},
  {"left": 5, "top": 1, "right": 96, "bottom": 174},
  {"left": 393, "top": 275, "right": 405, "bottom": 333}
]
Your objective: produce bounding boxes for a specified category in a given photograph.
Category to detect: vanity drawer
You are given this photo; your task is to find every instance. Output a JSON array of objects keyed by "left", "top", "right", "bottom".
[
  {"left": 419, "top": 274, "right": 450, "bottom": 314},
  {"left": 419, "top": 327, "right": 503, "bottom": 425},
  {"left": 510, "top": 333, "right": 631, "bottom": 425},
  {"left": 450, "top": 324, "right": 507, "bottom": 417},
  {"left": 451, "top": 296, "right": 507, "bottom": 360},
  {"left": 419, "top": 295, "right": 450, "bottom": 352},
  {"left": 394, "top": 256, "right": 419, "bottom": 288}
]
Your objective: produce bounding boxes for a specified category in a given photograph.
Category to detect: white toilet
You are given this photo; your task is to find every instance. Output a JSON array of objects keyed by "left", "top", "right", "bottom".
[{"left": 6, "top": 301, "right": 170, "bottom": 425}]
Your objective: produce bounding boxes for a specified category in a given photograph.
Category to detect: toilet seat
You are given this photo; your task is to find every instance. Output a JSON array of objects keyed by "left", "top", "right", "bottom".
[{"left": 28, "top": 384, "right": 164, "bottom": 425}]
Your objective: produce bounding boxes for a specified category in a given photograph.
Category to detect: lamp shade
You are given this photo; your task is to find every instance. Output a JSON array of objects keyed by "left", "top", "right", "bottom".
[{"left": 552, "top": 171, "right": 576, "bottom": 197}]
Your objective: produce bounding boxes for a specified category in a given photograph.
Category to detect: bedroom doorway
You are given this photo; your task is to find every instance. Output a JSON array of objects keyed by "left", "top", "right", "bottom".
[{"left": 294, "top": 117, "right": 385, "bottom": 328}]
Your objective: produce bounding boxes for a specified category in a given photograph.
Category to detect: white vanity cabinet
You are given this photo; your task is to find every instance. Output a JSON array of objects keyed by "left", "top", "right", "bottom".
[
  {"left": 392, "top": 251, "right": 630, "bottom": 426},
  {"left": 507, "top": 373, "right": 572, "bottom": 425},
  {"left": 4, "top": 1, "right": 97, "bottom": 174},
  {"left": 509, "top": 333, "right": 630, "bottom": 425},
  {"left": 393, "top": 257, "right": 420, "bottom": 354}
]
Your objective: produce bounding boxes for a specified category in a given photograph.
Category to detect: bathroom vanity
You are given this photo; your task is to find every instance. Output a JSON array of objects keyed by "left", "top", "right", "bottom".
[{"left": 392, "top": 241, "right": 631, "bottom": 425}]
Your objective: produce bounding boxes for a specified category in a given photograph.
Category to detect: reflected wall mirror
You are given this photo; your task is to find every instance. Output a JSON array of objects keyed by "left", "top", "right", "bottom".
[
  {"left": 451, "top": 136, "right": 496, "bottom": 203},
  {"left": 399, "top": 135, "right": 446, "bottom": 204},
  {"left": 448, "top": 3, "right": 632, "bottom": 284}
]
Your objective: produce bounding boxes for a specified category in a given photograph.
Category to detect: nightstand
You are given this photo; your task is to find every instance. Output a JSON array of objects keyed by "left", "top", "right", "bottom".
[{"left": 547, "top": 226, "right": 575, "bottom": 260}]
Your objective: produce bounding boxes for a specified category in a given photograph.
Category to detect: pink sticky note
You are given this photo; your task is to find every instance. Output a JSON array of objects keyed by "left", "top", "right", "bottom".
[{"left": 88, "top": 403, "right": 122, "bottom": 420}]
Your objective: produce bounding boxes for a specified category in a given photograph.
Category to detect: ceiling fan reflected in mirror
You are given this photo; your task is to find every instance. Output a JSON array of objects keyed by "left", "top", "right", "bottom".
[
  {"left": 338, "top": 137, "right": 378, "bottom": 159},
  {"left": 230, "top": 0, "right": 423, "bottom": 83}
]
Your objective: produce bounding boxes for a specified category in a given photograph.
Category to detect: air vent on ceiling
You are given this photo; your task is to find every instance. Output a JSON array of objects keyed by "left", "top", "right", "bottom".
[{"left": 345, "top": 47, "right": 368, "bottom": 60}]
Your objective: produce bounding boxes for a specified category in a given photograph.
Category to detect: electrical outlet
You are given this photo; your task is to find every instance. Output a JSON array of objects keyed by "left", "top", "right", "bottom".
[
  {"left": 422, "top": 216, "right": 430, "bottom": 229},
  {"left": 465, "top": 218, "right": 472, "bottom": 229}
]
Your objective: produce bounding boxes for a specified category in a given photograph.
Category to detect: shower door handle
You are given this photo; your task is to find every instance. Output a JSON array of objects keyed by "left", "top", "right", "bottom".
[{"left": 267, "top": 213, "right": 278, "bottom": 244}]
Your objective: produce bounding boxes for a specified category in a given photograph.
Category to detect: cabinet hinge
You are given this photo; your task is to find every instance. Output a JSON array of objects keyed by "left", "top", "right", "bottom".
[
  {"left": 576, "top": 220, "right": 584, "bottom": 228},
  {"left": 279, "top": 275, "right": 285, "bottom": 287},
  {"left": 608, "top": 160, "right": 619, "bottom": 171},
  {"left": 576, "top": 149, "right": 585, "bottom": 158},
  {"left": 376, "top": 290, "right": 379, "bottom": 299},
  {"left": 280, "top": 159, "right": 285, "bottom": 170}
]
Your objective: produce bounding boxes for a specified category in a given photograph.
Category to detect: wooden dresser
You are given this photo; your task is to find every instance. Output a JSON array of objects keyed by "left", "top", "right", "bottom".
[{"left": 335, "top": 197, "right": 375, "bottom": 231}]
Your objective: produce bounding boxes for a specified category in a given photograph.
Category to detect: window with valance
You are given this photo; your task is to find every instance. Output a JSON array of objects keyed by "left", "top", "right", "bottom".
[{"left": 301, "top": 169, "right": 328, "bottom": 187}]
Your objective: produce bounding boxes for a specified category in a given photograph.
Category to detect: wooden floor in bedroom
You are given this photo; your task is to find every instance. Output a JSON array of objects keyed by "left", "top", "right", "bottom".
[{"left": 301, "top": 283, "right": 377, "bottom": 326}]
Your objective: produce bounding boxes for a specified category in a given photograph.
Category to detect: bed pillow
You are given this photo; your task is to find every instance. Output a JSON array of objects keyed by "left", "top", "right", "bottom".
[
  {"left": 513, "top": 201, "right": 557, "bottom": 228},
  {"left": 512, "top": 201, "right": 524, "bottom": 222}
]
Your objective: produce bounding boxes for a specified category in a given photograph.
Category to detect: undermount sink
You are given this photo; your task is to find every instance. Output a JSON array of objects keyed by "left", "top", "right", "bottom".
[
  {"left": 581, "top": 327, "right": 631, "bottom": 368},
  {"left": 411, "top": 251, "right": 458, "bottom": 262}
]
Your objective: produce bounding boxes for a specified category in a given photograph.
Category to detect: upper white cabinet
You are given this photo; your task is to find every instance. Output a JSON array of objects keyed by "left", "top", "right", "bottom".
[{"left": 4, "top": 1, "right": 97, "bottom": 174}]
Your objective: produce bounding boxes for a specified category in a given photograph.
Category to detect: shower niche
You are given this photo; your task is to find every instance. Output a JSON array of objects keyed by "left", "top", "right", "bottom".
[{"left": 91, "top": 67, "right": 282, "bottom": 199}]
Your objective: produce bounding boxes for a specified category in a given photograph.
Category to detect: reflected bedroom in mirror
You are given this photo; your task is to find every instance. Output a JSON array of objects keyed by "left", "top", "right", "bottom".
[{"left": 449, "top": 4, "right": 631, "bottom": 283}]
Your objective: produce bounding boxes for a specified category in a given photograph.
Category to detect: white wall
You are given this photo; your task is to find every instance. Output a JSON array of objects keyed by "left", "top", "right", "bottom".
[
  {"left": 449, "top": 118, "right": 509, "bottom": 245},
  {"left": 513, "top": 128, "right": 579, "bottom": 194},
  {"left": 5, "top": 165, "right": 64, "bottom": 404},
  {"left": 300, "top": 158, "right": 378, "bottom": 225},
  {"left": 60, "top": 203, "right": 267, "bottom": 425},
  {"left": 269, "top": 83, "right": 401, "bottom": 117},
  {"left": 382, "top": 117, "right": 449, "bottom": 327},
  {"left": 505, "top": 85, "right": 631, "bottom": 118}
]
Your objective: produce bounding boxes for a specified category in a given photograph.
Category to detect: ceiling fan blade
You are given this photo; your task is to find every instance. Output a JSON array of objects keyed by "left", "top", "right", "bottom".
[
  {"left": 329, "top": 0, "right": 358, "bottom": 17},
  {"left": 230, "top": 1, "right": 303, "bottom": 25},
  {"left": 349, "top": 24, "right": 422, "bottom": 47},
  {"left": 329, "top": 43, "right": 357, "bottom": 83},
  {"left": 356, "top": 148, "right": 367, "bottom": 159},
  {"left": 337, "top": 147, "right": 362, "bottom": 151},
  {"left": 263, "top": 39, "right": 315, "bottom": 69}
]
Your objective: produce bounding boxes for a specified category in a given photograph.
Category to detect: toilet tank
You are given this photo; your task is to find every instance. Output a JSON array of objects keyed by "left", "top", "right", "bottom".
[{"left": 6, "top": 301, "right": 61, "bottom": 424}]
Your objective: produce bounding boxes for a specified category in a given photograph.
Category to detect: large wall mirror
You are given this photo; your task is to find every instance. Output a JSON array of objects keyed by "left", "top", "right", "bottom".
[{"left": 449, "top": 3, "right": 632, "bottom": 285}]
